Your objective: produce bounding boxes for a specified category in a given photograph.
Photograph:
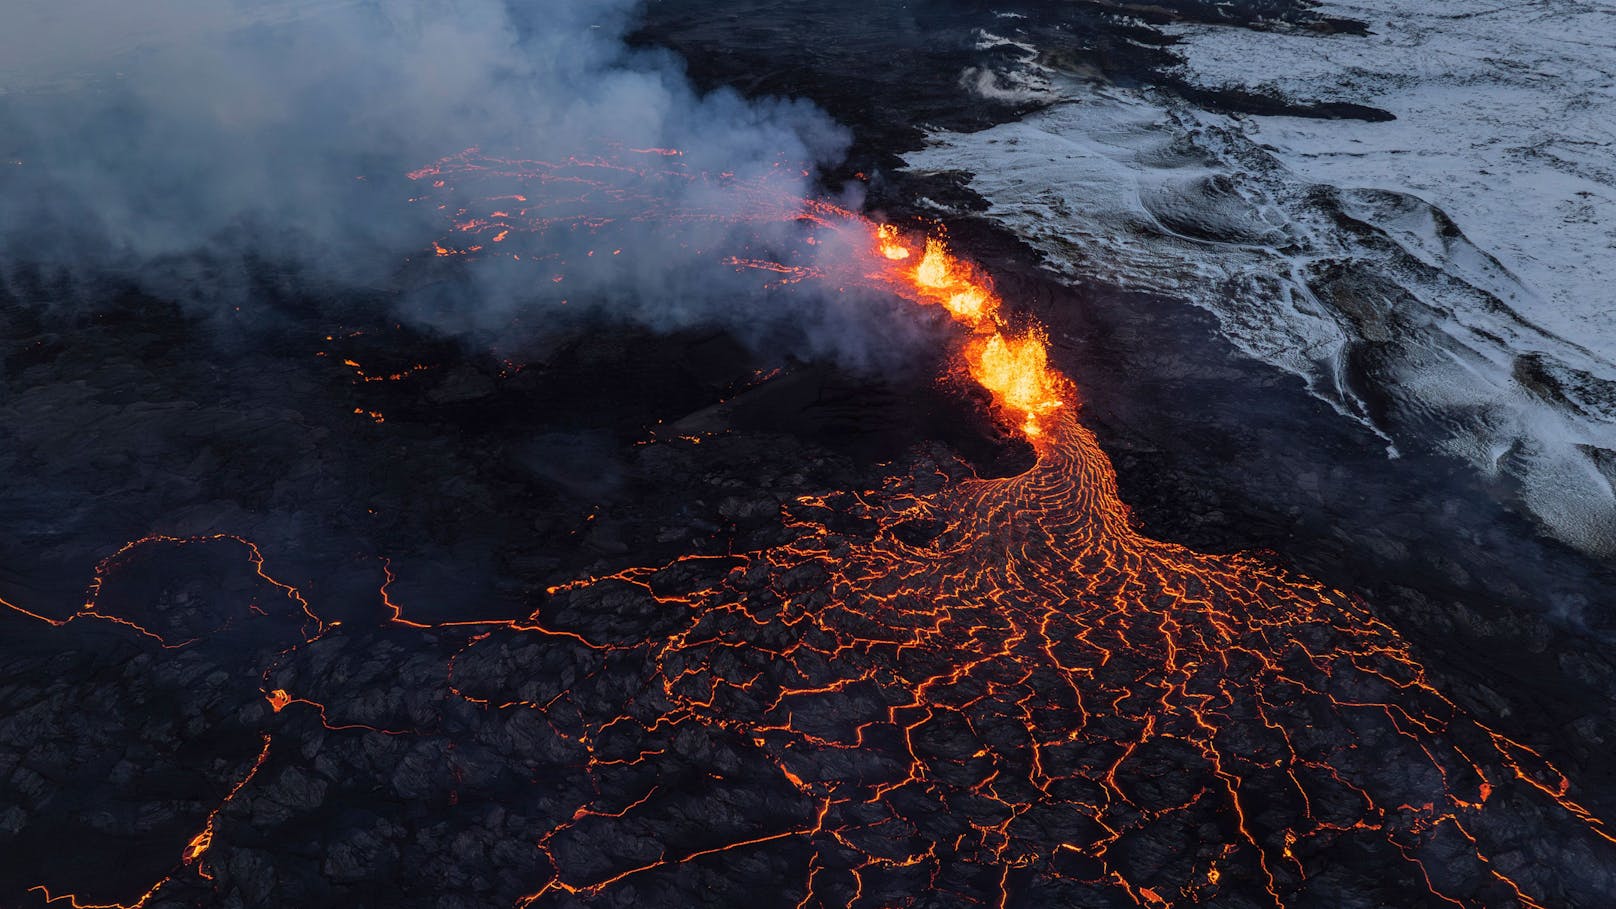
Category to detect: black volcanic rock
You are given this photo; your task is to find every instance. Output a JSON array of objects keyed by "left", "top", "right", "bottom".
[{"left": 3, "top": 2, "right": 1616, "bottom": 908}]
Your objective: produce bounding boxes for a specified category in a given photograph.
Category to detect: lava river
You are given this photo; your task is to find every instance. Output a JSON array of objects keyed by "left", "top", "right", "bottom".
[{"left": 5, "top": 149, "right": 1614, "bottom": 908}]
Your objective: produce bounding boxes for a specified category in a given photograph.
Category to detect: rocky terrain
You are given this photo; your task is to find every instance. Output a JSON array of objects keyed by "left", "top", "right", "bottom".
[{"left": 3, "top": 1, "right": 1615, "bottom": 906}]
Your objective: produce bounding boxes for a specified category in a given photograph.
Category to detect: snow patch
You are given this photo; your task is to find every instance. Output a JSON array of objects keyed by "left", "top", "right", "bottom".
[{"left": 906, "top": 73, "right": 1616, "bottom": 555}]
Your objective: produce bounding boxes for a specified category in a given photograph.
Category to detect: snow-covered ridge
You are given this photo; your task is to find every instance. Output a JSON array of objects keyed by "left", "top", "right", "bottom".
[
  {"left": 906, "top": 2, "right": 1616, "bottom": 555},
  {"left": 1164, "top": 0, "right": 1616, "bottom": 350}
]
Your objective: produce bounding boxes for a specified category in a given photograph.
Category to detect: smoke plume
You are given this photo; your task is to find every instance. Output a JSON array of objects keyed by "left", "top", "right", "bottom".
[{"left": 0, "top": 0, "right": 906, "bottom": 359}]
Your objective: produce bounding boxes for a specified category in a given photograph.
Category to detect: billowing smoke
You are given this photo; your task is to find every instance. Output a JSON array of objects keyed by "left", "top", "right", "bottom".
[{"left": 0, "top": 0, "right": 912, "bottom": 361}]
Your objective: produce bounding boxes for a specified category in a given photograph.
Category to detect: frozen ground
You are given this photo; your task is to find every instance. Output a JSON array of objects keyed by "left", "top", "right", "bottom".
[
  {"left": 908, "top": 7, "right": 1616, "bottom": 556},
  {"left": 1166, "top": 0, "right": 1616, "bottom": 352}
]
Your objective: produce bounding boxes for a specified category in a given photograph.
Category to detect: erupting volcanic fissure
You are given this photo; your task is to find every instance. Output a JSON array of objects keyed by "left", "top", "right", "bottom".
[
  {"left": 5, "top": 148, "right": 1614, "bottom": 907},
  {"left": 407, "top": 147, "right": 1068, "bottom": 438}
]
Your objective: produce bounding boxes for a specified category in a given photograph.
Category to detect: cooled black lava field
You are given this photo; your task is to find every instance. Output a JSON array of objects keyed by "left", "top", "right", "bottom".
[{"left": 3, "top": 2, "right": 1615, "bottom": 907}]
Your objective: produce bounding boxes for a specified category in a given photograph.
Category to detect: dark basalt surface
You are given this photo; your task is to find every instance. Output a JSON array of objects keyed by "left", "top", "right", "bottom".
[{"left": 3, "top": 2, "right": 1615, "bottom": 907}]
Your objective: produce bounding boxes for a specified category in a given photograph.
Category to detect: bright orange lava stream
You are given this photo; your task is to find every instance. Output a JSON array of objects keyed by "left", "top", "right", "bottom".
[
  {"left": 896, "top": 235, "right": 1064, "bottom": 437},
  {"left": 5, "top": 148, "right": 1614, "bottom": 907}
]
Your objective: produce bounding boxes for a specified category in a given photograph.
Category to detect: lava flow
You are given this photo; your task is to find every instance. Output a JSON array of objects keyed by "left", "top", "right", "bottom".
[
  {"left": 4, "top": 149, "right": 1614, "bottom": 907},
  {"left": 418, "top": 150, "right": 1616, "bottom": 904}
]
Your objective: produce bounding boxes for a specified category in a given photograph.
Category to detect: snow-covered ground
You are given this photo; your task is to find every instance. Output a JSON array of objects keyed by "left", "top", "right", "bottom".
[
  {"left": 909, "top": 4, "right": 1616, "bottom": 555},
  {"left": 1165, "top": 0, "right": 1616, "bottom": 354}
]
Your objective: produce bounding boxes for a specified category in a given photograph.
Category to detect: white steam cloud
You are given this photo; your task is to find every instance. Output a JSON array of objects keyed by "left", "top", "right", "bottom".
[{"left": 0, "top": 0, "right": 903, "bottom": 359}]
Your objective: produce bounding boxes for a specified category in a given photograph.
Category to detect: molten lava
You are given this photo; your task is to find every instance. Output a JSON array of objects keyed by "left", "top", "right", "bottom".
[
  {"left": 971, "top": 330, "right": 1062, "bottom": 436},
  {"left": 6, "top": 147, "right": 1614, "bottom": 908},
  {"left": 848, "top": 222, "right": 1063, "bottom": 435},
  {"left": 883, "top": 229, "right": 1066, "bottom": 436},
  {"left": 877, "top": 223, "right": 910, "bottom": 260},
  {"left": 915, "top": 237, "right": 955, "bottom": 288}
]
